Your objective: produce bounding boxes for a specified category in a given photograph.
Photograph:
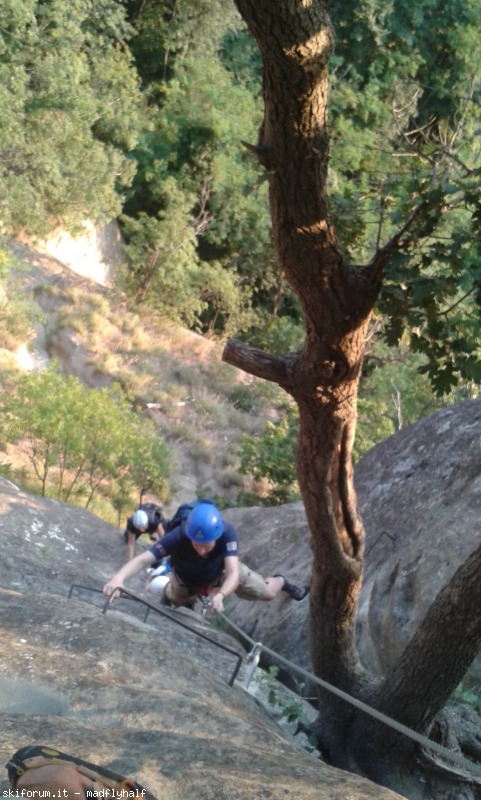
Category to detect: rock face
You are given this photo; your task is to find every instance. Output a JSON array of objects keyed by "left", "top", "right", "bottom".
[
  {"left": 355, "top": 398, "right": 481, "bottom": 677},
  {"left": 4, "top": 237, "right": 481, "bottom": 677},
  {"left": 36, "top": 220, "right": 124, "bottom": 286},
  {"left": 223, "top": 502, "right": 312, "bottom": 678},
  {"left": 0, "top": 477, "right": 404, "bottom": 800},
  {"left": 223, "top": 398, "right": 481, "bottom": 687}
]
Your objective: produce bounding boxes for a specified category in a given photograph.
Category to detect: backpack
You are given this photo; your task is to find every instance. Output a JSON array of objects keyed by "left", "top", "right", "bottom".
[
  {"left": 139, "top": 502, "right": 167, "bottom": 528},
  {"left": 164, "top": 498, "right": 216, "bottom": 533},
  {"left": 7, "top": 745, "right": 156, "bottom": 800}
]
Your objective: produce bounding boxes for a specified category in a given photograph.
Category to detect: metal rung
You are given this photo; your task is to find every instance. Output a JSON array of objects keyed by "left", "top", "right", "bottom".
[
  {"left": 68, "top": 583, "right": 151, "bottom": 622},
  {"left": 69, "top": 584, "right": 243, "bottom": 686},
  {"left": 243, "top": 643, "right": 263, "bottom": 689}
]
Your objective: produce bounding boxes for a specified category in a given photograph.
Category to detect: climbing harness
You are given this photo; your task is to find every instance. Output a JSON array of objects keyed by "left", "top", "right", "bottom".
[{"left": 198, "top": 595, "right": 212, "bottom": 618}]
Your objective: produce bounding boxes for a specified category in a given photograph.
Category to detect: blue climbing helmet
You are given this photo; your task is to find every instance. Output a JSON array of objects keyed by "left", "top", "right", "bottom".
[{"left": 185, "top": 503, "right": 224, "bottom": 543}]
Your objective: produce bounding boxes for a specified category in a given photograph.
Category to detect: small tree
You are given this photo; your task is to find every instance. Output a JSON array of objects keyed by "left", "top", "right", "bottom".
[
  {"left": 0, "top": 369, "right": 171, "bottom": 510},
  {"left": 1, "top": 370, "right": 85, "bottom": 497},
  {"left": 239, "top": 401, "right": 300, "bottom": 505}
]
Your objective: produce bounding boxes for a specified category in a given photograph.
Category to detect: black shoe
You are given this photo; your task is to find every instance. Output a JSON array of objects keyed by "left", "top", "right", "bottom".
[{"left": 274, "top": 574, "right": 310, "bottom": 601}]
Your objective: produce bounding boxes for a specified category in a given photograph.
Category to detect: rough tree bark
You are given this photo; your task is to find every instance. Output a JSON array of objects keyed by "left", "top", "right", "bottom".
[{"left": 223, "top": 1, "right": 481, "bottom": 795}]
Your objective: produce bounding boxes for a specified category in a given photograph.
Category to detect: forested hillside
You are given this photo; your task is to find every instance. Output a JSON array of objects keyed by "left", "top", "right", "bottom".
[
  {"left": 0, "top": 237, "right": 282, "bottom": 522},
  {"left": 2, "top": 2, "right": 481, "bottom": 796},
  {"left": 1, "top": 0, "right": 480, "bottom": 518}
]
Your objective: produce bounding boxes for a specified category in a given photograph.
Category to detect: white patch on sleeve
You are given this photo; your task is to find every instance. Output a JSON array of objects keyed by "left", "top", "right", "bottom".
[{"left": 226, "top": 541, "right": 238, "bottom": 551}]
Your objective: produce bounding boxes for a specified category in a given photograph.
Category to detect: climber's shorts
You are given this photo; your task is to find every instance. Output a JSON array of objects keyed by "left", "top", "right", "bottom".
[{"left": 167, "top": 562, "right": 269, "bottom": 604}]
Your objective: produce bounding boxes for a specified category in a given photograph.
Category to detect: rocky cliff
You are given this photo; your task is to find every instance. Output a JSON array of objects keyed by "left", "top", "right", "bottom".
[
  {"left": 0, "top": 477, "right": 404, "bottom": 800},
  {"left": 225, "top": 398, "right": 481, "bottom": 688}
]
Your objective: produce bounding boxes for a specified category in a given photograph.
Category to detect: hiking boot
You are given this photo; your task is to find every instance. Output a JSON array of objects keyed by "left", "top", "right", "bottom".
[{"left": 274, "top": 574, "right": 310, "bottom": 601}]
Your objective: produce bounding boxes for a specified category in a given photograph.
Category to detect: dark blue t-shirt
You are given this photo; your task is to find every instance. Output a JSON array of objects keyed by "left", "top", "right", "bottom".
[{"left": 148, "top": 522, "right": 239, "bottom": 586}]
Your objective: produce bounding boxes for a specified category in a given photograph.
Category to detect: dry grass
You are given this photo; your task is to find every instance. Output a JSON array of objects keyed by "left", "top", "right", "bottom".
[{"left": 4, "top": 247, "right": 287, "bottom": 507}]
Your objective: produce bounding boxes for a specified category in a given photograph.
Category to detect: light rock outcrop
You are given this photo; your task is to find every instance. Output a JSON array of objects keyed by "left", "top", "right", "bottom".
[{"left": 36, "top": 220, "right": 124, "bottom": 286}]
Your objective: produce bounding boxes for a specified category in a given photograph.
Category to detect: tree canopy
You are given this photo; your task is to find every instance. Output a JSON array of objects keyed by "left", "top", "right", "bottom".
[
  {"left": 0, "top": 0, "right": 146, "bottom": 234},
  {"left": 4, "top": 0, "right": 481, "bottom": 393}
]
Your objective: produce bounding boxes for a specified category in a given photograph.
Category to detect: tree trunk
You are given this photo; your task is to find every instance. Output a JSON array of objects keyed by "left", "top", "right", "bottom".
[
  {"left": 348, "top": 542, "right": 481, "bottom": 781},
  {"left": 226, "top": 0, "right": 380, "bottom": 759},
  {"left": 224, "top": 0, "right": 481, "bottom": 791}
]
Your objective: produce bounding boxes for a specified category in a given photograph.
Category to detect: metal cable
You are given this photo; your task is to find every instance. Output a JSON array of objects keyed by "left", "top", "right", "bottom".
[
  {"left": 216, "top": 611, "right": 481, "bottom": 780},
  {"left": 68, "top": 584, "right": 481, "bottom": 780}
]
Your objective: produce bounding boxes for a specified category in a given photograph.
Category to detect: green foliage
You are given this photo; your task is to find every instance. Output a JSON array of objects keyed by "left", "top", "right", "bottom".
[
  {"left": 0, "top": 249, "right": 33, "bottom": 352},
  {"left": 119, "top": 2, "right": 278, "bottom": 335},
  {"left": 238, "top": 402, "right": 300, "bottom": 506},
  {"left": 370, "top": 171, "right": 481, "bottom": 395},
  {"left": 0, "top": 366, "right": 171, "bottom": 509},
  {"left": 249, "top": 314, "right": 305, "bottom": 355},
  {"left": 330, "top": 0, "right": 481, "bottom": 148},
  {"left": 237, "top": 336, "right": 477, "bottom": 505},
  {"left": 451, "top": 682, "right": 481, "bottom": 716},
  {"left": 119, "top": 173, "right": 260, "bottom": 332},
  {"left": 197, "top": 260, "right": 260, "bottom": 336},
  {"left": 254, "top": 665, "right": 308, "bottom": 725},
  {"left": 0, "top": 0, "right": 146, "bottom": 235},
  {"left": 117, "top": 0, "right": 476, "bottom": 380},
  {"left": 355, "top": 342, "right": 449, "bottom": 459},
  {"left": 0, "top": 249, "right": 12, "bottom": 282},
  {"left": 220, "top": 24, "right": 262, "bottom": 94},
  {"left": 120, "top": 178, "right": 204, "bottom": 324},
  {"left": 126, "top": 0, "right": 240, "bottom": 85},
  {"left": 3, "top": 0, "right": 481, "bottom": 435},
  {"left": 327, "top": 0, "right": 481, "bottom": 395}
]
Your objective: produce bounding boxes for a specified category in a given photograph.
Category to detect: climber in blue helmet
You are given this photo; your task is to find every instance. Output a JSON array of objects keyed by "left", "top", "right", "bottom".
[
  {"left": 184, "top": 502, "right": 224, "bottom": 542},
  {"left": 103, "top": 502, "right": 309, "bottom": 614}
]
